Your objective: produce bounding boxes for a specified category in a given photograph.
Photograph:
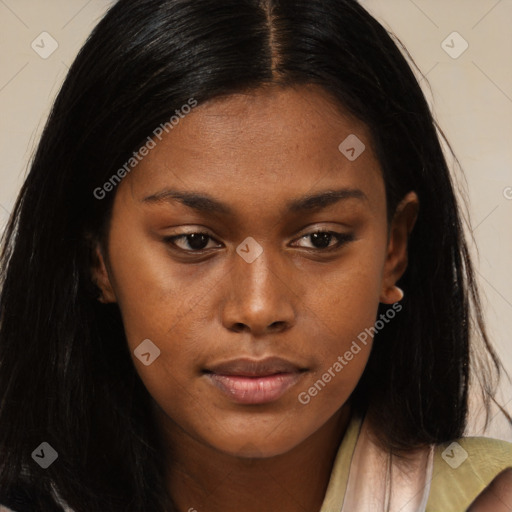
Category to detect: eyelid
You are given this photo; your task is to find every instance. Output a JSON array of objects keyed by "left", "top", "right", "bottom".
[
  {"left": 163, "top": 231, "right": 222, "bottom": 252},
  {"left": 291, "top": 230, "right": 355, "bottom": 250},
  {"left": 163, "top": 226, "right": 355, "bottom": 254}
]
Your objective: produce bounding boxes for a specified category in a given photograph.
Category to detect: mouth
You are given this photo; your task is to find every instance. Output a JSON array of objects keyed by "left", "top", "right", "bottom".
[{"left": 203, "top": 357, "right": 308, "bottom": 405}]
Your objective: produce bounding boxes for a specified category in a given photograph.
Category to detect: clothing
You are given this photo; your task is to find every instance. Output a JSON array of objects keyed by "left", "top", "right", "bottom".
[
  {"left": 320, "top": 412, "right": 512, "bottom": 512},
  {"left": 2, "top": 413, "right": 511, "bottom": 511}
]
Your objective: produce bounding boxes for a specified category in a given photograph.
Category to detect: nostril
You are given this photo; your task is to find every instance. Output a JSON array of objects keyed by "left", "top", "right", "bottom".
[{"left": 233, "top": 322, "right": 247, "bottom": 332}]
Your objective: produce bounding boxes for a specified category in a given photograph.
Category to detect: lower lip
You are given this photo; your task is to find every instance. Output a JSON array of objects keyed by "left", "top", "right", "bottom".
[{"left": 206, "top": 372, "right": 304, "bottom": 404}]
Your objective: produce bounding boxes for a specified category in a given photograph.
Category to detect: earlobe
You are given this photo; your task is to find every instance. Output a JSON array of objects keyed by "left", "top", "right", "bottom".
[
  {"left": 90, "top": 243, "right": 117, "bottom": 304},
  {"left": 380, "top": 285, "right": 404, "bottom": 304}
]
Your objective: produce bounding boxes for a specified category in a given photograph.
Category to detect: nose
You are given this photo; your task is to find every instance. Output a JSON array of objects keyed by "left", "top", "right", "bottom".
[{"left": 221, "top": 246, "right": 297, "bottom": 336}]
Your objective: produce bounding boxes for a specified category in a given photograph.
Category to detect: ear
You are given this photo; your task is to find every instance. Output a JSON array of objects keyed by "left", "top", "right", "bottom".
[
  {"left": 379, "top": 191, "right": 419, "bottom": 304},
  {"left": 90, "top": 242, "right": 117, "bottom": 304}
]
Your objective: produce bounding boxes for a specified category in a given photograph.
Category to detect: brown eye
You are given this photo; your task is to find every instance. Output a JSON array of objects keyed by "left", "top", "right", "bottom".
[
  {"left": 294, "top": 231, "right": 355, "bottom": 251},
  {"left": 164, "top": 232, "right": 221, "bottom": 252}
]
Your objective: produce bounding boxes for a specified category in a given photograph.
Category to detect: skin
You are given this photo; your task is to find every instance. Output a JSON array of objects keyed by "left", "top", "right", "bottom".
[
  {"left": 468, "top": 468, "right": 512, "bottom": 511},
  {"left": 92, "top": 84, "right": 419, "bottom": 512}
]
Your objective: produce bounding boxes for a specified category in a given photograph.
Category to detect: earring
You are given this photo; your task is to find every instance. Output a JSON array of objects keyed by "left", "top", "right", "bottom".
[{"left": 393, "top": 286, "right": 404, "bottom": 302}]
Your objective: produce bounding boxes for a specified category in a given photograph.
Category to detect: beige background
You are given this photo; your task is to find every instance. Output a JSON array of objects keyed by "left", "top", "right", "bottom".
[{"left": 0, "top": 0, "right": 511, "bottom": 440}]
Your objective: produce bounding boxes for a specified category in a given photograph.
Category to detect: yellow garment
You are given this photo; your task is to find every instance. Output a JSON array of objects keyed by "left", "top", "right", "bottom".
[{"left": 319, "top": 412, "right": 512, "bottom": 512}]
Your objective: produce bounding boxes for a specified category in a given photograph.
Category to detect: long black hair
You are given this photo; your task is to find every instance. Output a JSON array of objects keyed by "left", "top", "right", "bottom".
[{"left": 0, "top": 0, "right": 508, "bottom": 510}]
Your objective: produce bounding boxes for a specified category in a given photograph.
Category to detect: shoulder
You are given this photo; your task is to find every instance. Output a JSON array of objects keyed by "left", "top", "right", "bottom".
[{"left": 426, "top": 435, "right": 512, "bottom": 511}]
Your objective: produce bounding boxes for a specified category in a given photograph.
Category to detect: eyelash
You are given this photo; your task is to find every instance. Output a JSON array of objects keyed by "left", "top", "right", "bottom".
[{"left": 163, "top": 230, "right": 355, "bottom": 254}]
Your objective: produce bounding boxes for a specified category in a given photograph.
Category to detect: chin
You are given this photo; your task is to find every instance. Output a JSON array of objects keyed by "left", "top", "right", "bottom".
[{"left": 211, "top": 432, "right": 304, "bottom": 459}]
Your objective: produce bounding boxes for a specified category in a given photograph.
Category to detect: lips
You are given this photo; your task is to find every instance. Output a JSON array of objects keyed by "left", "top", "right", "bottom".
[
  {"left": 203, "top": 357, "right": 307, "bottom": 405},
  {"left": 205, "top": 356, "right": 306, "bottom": 377}
]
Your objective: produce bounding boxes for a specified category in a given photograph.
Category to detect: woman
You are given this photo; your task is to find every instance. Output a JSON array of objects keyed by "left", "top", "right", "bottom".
[{"left": 0, "top": 0, "right": 511, "bottom": 510}]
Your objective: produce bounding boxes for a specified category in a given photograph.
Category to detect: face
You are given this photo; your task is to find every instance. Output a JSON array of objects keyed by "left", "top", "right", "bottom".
[{"left": 92, "top": 84, "right": 418, "bottom": 459}]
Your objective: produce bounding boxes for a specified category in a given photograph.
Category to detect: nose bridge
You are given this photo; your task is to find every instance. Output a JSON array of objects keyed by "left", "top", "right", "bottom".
[{"left": 221, "top": 239, "right": 296, "bottom": 334}]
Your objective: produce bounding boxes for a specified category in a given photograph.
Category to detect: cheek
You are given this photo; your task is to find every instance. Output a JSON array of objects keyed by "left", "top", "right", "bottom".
[
  {"left": 293, "top": 294, "right": 377, "bottom": 423},
  {"left": 106, "top": 224, "right": 191, "bottom": 345},
  {"left": 296, "top": 241, "right": 385, "bottom": 397},
  {"left": 304, "top": 240, "right": 385, "bottom": 337},
  {"left": 104, "top": 223, "right": 216, "bottom": 400}
]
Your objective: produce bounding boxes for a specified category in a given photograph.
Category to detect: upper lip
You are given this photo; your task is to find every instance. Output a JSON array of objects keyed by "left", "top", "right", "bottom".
[{"left": 204, "top": 356, "right": 306, "bottom": 377}]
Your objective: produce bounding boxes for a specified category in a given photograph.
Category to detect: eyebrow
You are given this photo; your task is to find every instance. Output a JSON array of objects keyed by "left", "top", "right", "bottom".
[{"left": 141, "top": 187, "right": 368, "bottom": 215}]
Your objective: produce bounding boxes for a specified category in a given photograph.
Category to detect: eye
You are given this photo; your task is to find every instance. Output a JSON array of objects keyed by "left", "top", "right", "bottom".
[
  {"left": 163, "top": 229, "right": 355, "bottom": 254},
  {"left": 293, "top": 230, "right": 355, "bottom": 251},
  {"left": 164, "top": 232, "right": 221, "bottom": 252}
]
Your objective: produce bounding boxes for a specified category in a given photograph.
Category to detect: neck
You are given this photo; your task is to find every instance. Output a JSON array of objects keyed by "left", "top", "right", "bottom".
[{"left": 154, "top": 404, "right": 352, "bottom": 512}]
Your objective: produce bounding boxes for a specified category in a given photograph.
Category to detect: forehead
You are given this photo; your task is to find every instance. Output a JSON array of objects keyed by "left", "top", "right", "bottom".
[{"left": 120, "top": 84, "right": 384, "bottom": 211}]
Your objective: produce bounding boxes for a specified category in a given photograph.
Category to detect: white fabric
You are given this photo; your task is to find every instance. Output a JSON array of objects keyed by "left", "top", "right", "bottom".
[{"left": 340, "top": 416, "right": 434, "bottom": 512}]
